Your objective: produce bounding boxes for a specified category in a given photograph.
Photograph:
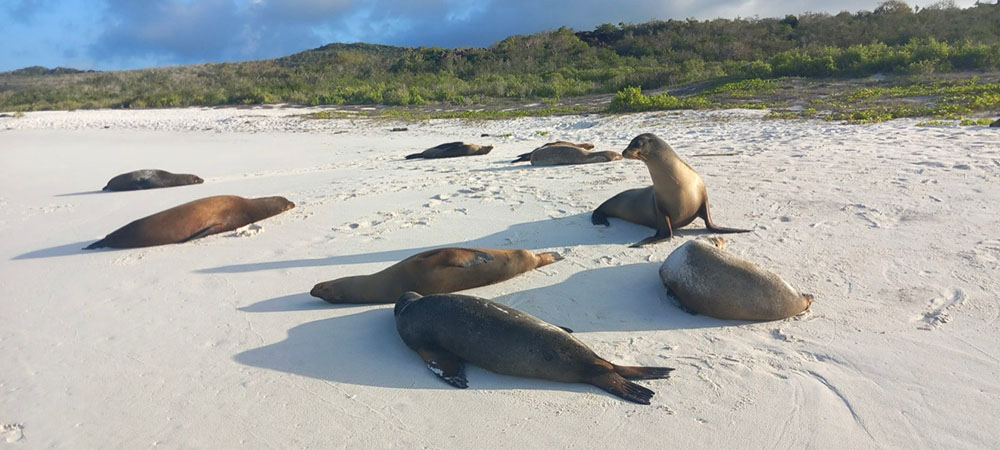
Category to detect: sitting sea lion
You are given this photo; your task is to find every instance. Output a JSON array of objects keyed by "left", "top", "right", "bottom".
[
  {"left": 405, "top": 142, "right": 493, "bottom": 159},
  {"left": 511, "top": 145, "right": 622, "bottom": 166},
  {"left": 659, "top": 238, "right": 813, "bottom": 321},
  {"left": 84, "top": 195, "right": 294, "bottom": 249},
  {"left": 592, "top": 133, "right": 750, "bottom": 247},
  {"left": 511, "top": 140, "right": 595, "bottom": 163},
  {"left": 103, "top": 169, "right": 204, "bottom": 191},
  {"left": 395, "top": 292, "right": 674, "bottom": 404},
  {"left": 311, "top": 247, "right": 561, "bottom": 303}
]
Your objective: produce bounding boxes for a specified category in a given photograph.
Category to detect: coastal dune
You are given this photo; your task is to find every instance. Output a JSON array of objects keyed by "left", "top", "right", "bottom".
[{"left": 1, "top": 107, "right": 997, "bottom": 448}]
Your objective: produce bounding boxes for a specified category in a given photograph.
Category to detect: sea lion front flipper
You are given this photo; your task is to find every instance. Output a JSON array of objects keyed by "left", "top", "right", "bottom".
[
  {"left": 630, "top": 196, "right": 674, "bottom": 247},
  {"left": 418, "top": 348, "right": 468, "bottom": 389},
  {"left": 180, "top": 224, "right": 220, "bottom": 243},
  {"left": 443, "top": 249, "right": 495, "bottom": 268}
]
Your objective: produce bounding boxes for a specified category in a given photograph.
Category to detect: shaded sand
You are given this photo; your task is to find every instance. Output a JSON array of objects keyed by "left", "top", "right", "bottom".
[{"left": 1, "top": 107, "right": 998, "bottom": 448}]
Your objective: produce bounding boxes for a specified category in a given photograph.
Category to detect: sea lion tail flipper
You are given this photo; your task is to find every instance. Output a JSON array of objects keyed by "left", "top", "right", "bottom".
[
  {"left": 699, "top": 200, "right": 751, "bottom": 234},
  {"left": 405, "top": 153, "right": 422, "bottom": 159},
  {"left": 612, "top": 364, "right": 674, "bottom": 380},
  {"left": 181, "top": 224, "right": 219, "bottom": 243},
  {"left": 511, "top": 153, "right": 531, "bottom": 163},
  {"left": 590, "top": 372, "right": 655, "bottom": 405},
  {"left": 417, "top": 348, "right": 468, "bottom": 389},
  {"left": 101, "top": 185, "right": 110, "bottom": 191},
  {"left": 83, "top": 239, "right": 107, "bottom": 250}
]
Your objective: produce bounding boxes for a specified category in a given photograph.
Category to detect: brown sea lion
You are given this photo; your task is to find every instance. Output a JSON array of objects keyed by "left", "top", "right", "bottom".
[
  {"left": 592, "top": 133, "right": 750, "bottom": 247},
  {"left": 103, "top": 169, "right": 204, "bottom": 191},
  {"left": 659, "top": 238, "right": 813, "bottom": 321},
  {"left": 405, "top": 142, "right": 493, "bottom": 159},
  {"left": 511, "top": 140, "right": 596, "bottom": 163},
  {"left": 84, "top": 195, "right": 294, "bottom": 249},
  {"left": 311, "top": 247, "right": 561, "bottom": 303},
  {"left": 511, "top": 145, "right": 622, "bottom": 166},
  {"left": 394, "top": 292, "right": 674, "bottom": 404}
]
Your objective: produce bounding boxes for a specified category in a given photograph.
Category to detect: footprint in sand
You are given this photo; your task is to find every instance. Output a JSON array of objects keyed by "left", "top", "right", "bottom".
[
  {"left": 2, "top": 423, "right": 24, "bottom": 443},
  {"left": 917, "top": 288, "right": 966, "bottom": 330}
]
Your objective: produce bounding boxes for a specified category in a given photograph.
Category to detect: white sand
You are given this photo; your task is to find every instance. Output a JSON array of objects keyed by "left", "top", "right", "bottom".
[{"left": 1, "top": 107, "right": 998, "bottom": 448}]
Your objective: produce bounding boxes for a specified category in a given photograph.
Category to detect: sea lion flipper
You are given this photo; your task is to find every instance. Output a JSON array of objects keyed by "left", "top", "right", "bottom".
[
  {"left": 511, "top": 152, "right": 532, "bottom": 163},
  {"left": 612, "top": 364, "right": 674, "bottom": 380},
  {"left": 558, "top": 326, "right": 574, "bottom": 333},
  {"left": 83, "top": 238, "right": 108, "bottom": 250},
  {"left": 181, "top": 224, "right": 220, "bottom": 243},
  {"left": 699, "top": 200, "right": 751, "bottom": 234},
  {"left": 590, "top": 372, "right": 655, "bottom": 405},
  {"left": 631, "top": 207, "right": 673, "bottom": 247},
  {"left": 444, "top": 249, "right": 495, "bottom": 268},
  {"left": 418, "top": 348, "right": 468, "bottom": 389}
]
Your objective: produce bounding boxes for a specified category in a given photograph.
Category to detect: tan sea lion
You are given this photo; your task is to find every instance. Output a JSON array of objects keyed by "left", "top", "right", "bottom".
[
  {"left": 395, "top": 292, "right": 674, "bottom": 404},
  {"left": 405, "top": 142, "right": 493, "bottom": 159},
  {"left": 511, "top": 145, "right": 622, "bottom": 166},
  {"left": 511, "top": 140, "right": 596, "bottom": 163},
  {"left": 592, "top": 133, "right": 750, "bottom": 247},
  {"left": 311, "top": 247, "right": 561, "bottom": 303},
  {"left": 103, "top": 169, "right": 204, "bottom": 191},
  {"left": 84, "top": 195, "right": 295, "bottom": 249},
  {"left": 659, "top": 238, "right": 813, "bottom": 321}
]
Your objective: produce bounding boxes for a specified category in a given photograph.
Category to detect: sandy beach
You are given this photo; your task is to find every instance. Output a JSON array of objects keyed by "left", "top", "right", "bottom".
[{"left": 1, "top": 107, "right": 998, "bottom": 448}]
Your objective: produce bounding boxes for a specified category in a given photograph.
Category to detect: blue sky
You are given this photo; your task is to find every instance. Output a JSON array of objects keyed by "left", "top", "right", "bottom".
[{"left": 0, "top": 0, "right": 979, "bottom": 72}]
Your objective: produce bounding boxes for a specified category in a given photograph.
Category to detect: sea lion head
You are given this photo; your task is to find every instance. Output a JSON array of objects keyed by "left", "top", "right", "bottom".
[
  {"left": 394, "top": 291, "right": 423, "bottom": 316},
  {"left": 184, "top": 174, "right": 205, "bottom": 185},
  {"left": 622, "top": 133, "right": 662, "bottom": 161},
  {"left": 256, "top": 196, "right": 296, "bottom": 212}
]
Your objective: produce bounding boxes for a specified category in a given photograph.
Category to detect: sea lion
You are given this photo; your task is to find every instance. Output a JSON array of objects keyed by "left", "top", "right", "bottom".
[
  {"left": 102, "top": 169, "right": 204, "bottom": 191},
  {"left": 592, "top": 133, "right": 750, "bottom": 247},
  {"left": 511, "top": 141, "right": 595, "bottom": 163},
  {"left": 990, "top": 118, "right": 999, "bottom": 128},
  {"left": 659, "top": 238, "right": 813, "bottom": 321},
  {"left": 84, "top": 195, "right": 294, "bottom": 249},
  {"left": 311, "top": 247, "right": 561, "bottom": 303},
  {"left": 394, "top": 292, "right": 674, "bottom": 404},
  {"left": 405, "top": 142, "right": 493, "bottom": 159},
  {"left": 511, "top": 145, "right": 622, "bottom": 166}
]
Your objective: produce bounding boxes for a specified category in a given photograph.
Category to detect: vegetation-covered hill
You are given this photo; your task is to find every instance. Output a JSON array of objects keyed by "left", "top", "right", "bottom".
[{"left": 1, "top": 1, "right": 998, "bottom": 113}]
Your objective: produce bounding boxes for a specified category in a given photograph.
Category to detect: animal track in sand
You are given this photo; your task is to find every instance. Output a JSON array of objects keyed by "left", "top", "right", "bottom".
[
  {"left": 917, "top": 288, "right": 966, "bottom": 330},
  {"left": 229, "top": 223, "right": 263, "bottom": 237},
  {"left": 2, "top": 423, "right": 24, "bottom": 443}
]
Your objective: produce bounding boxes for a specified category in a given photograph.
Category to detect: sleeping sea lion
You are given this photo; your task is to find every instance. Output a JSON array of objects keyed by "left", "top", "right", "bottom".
[
  {"left": 511, "top": 145, "right": 622, "bottom": 166},
  {"left": 405, "top": 142, "right": 493, "bottom": 159},
  {"left": 659, "top": 238, "right": 813, "bottom": 321},
  {"left": 511, "top": 141, "right": 596, "bottom": 163},
  {"left": 310, "top": 247, "right": 561, "bottom": 303},
  {"left": 592, "top": 133, "right": 750, "bottom": 247},
  {"left": 103, "top": 169, "right": 204, "bottom": 191},
  {"left": 84, "top": 195, "right": 294, "bottom": 249},
  {"left": 394, "top": 292, "right": 674, "bottom": 404}
]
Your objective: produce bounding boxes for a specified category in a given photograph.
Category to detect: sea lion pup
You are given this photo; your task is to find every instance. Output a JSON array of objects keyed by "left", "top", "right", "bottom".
[
  {"left": 510, "top": 140, "right": 595, "bottom": 163},
  {"left": 511, "top": 145, "right": 622, "bottom": 166},
  {"left": 592, "top": 133, "right": 750, "bottom": 247},
  {"left": 83, "top": 195, "right": 294, "bottom": 249},
  {"left": 102, "top": 169, "right": 204, "bottom": 191},
  {"left": 394, "top": 292, "right": 674, "bottom": 404},
  {"left": 659, "top": 238, "right": 813, "bottom": 321},
  {"left": 405, "top": 142, "right": 493, "bottom": 159},
  {"left": 311, "top": 247, "right": 562, "bottom": 303}
]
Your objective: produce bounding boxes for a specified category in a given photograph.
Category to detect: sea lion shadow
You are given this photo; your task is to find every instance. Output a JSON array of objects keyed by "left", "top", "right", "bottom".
[
  {"left": 53, "top": 190, "right": 107, "bottom": 197},
  {"left": 197, "top": 213, "right": 644, "bottom": 273},
  {"left": 11, "top": 240, "right": 97, "bottom": 260},
  {"left": 238, "top": 292, "right": 339, "bottom": 312},
  {"left": 496, "top": 262, "right": 745, "bottom": 332},
  {"left": 233, "top": 308, "right": 606, "bottom": 395}
]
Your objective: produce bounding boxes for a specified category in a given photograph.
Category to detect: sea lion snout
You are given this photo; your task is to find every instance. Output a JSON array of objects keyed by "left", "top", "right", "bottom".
[{"left": 310, "top": 281, "right": 337, "bottom": 302}]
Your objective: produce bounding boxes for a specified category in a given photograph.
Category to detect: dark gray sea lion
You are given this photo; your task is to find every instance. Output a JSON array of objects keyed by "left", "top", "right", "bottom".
[
  {"left": 990, "top": 118, "right": 999, "bottom": 127},
  {"left": 102, "top": 169, "right": 204, "bottom": 191},
  {"left": 405, "top": 142, "right": 493, "bottom": 159},
  {"left": 659, "top": 238, "right": 813, "bottom": 321},
  {"left": 84, "top": 195, "right": 294, "bottom": 249},
  {"left": 311, "top": 248, "right": 561, "bottom": 303},
  {"left": 394, "top": 292, "right": 674, "bottom": 404},
  {"left": 592, "top": 133, "right": 750, "bottom": 247},
  {"left": 511, "top": 141, "right": 596, "bottom": 163}
]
